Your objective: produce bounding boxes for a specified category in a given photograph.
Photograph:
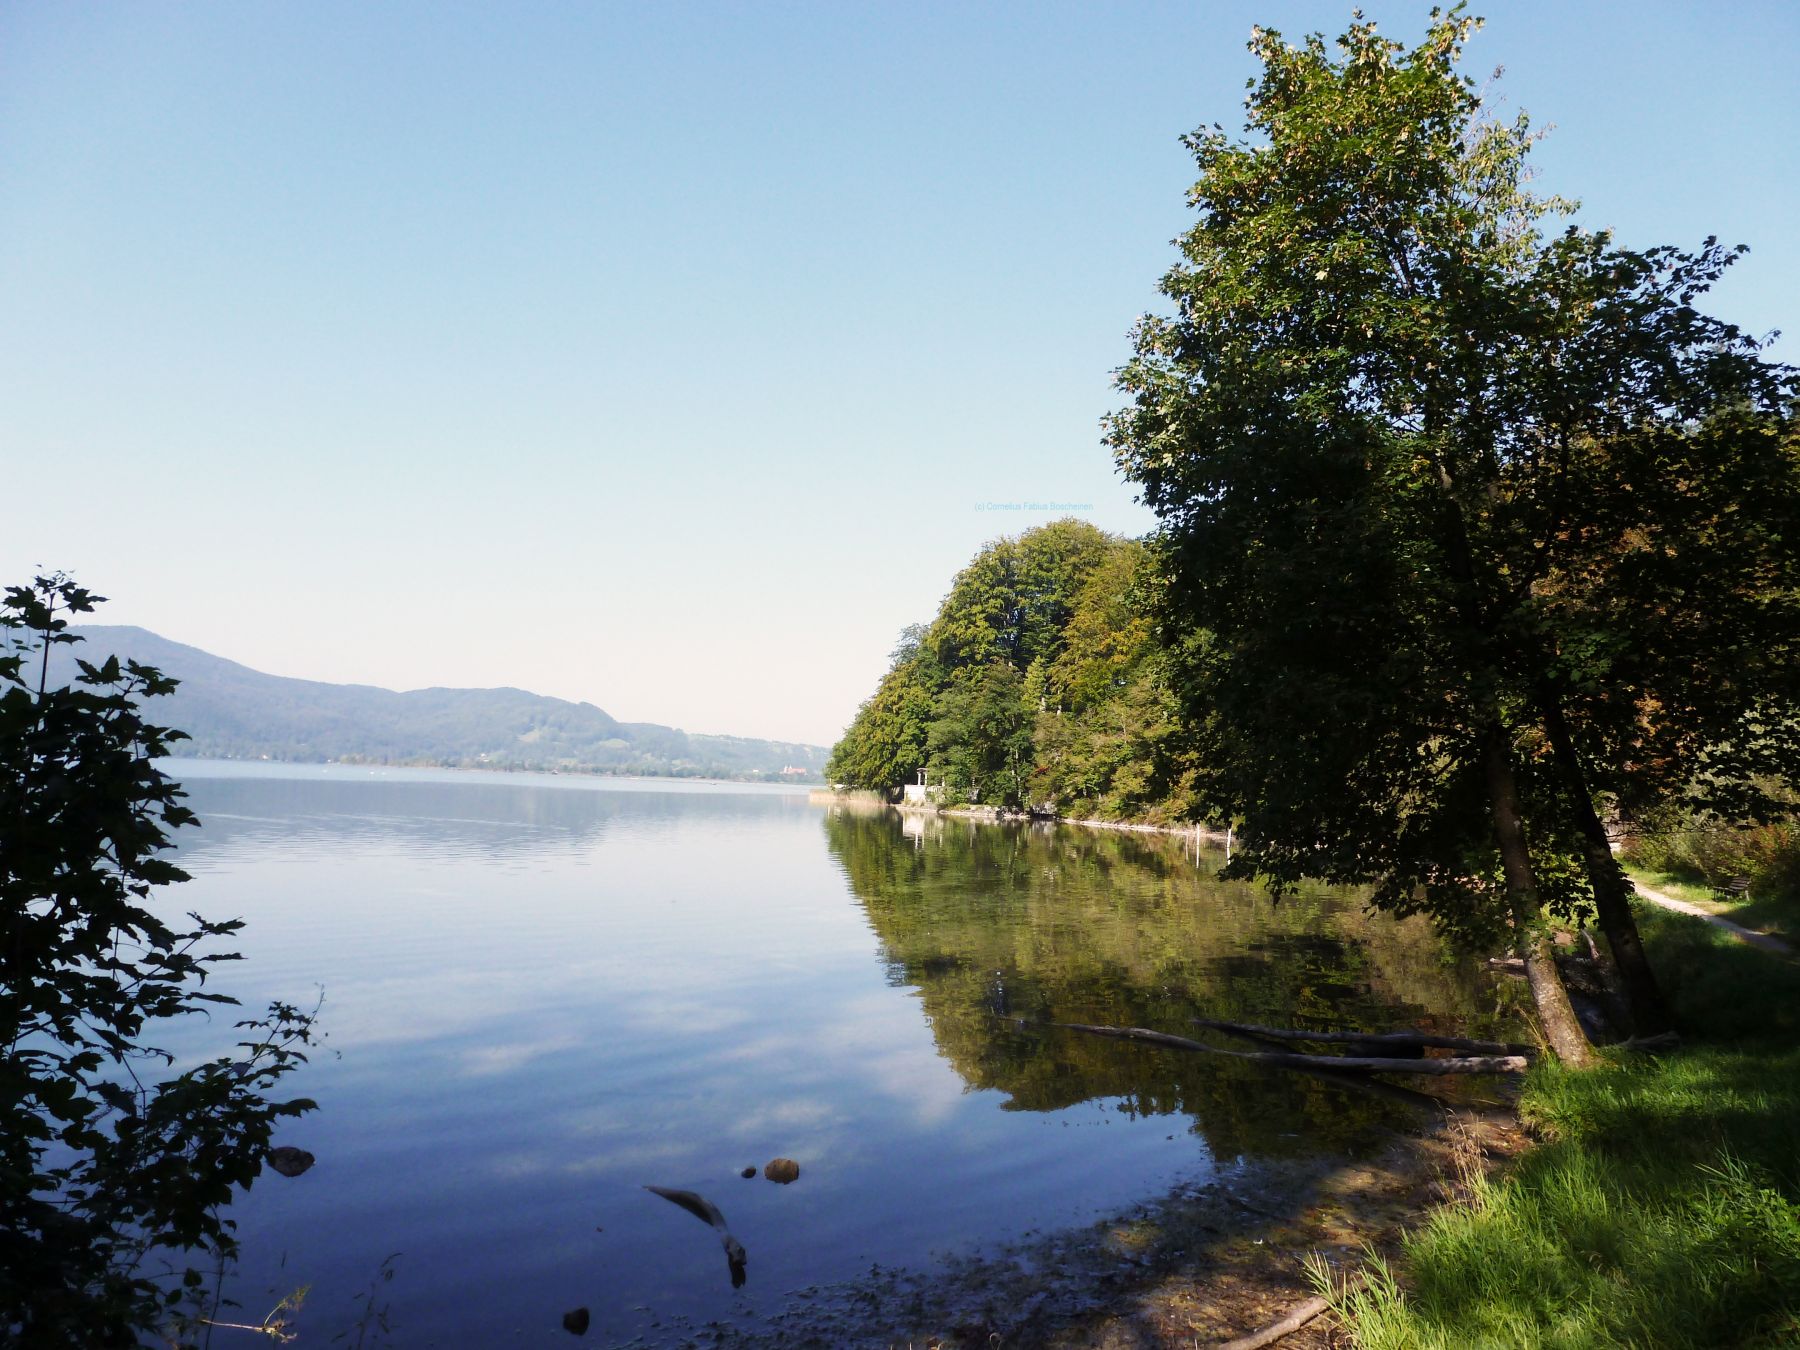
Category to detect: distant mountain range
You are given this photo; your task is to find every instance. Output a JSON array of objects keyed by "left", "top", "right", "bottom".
[{"left": 53, "top": 626, "right": 828, "bottom": 783}]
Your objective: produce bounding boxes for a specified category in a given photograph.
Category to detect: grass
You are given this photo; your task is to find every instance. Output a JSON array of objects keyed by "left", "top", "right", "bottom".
[
  {"left": 1625, "top": 865, "right": 1800, "bottom": 945},
  {"left": 1324, "top": 903, "right": 1800, "bottom": 1348},
  {"left": 1621, "top": 865, "right": 1725, "bottom": 910}
]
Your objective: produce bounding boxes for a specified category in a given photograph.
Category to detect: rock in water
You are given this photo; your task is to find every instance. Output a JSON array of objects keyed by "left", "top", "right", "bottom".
[
  {"left": 267, "top": 1146, "right": 315, "bottom": 1178},
  {"left": 741, "top": 1166, "right": 757, "bottom": 1179},
  {"left": 562, "top": 1307, "right": 590, "bottom": 1335},
  {"left": 763, "top": 1158, "right": 800, "bottom": 1184}
]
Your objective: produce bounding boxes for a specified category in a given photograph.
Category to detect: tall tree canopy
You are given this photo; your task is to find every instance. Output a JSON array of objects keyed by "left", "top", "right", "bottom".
[
  {"left": 1108, "top": 9, "right": 1798, "bottom": 1060},
  {"left": 925, "top": 518, "right": 1117, "bottom": 674}
]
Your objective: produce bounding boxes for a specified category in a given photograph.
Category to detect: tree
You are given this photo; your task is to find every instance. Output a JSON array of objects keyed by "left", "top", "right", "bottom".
[
  {"left": 1, "top": 576, "right": 317, "bottom": 1346},
  {"left": 829, "top": 521, "right": 1125, "bottom": 801},
  {"left": 927, "top": 661, "right": 1034, "bottom": 808},
  {"left": 1033, "top": 543, "right": 1194, "bottom": 822},
  {"left": 1509, "top": 410, "right": 1800, "bottom": 1032},
  {"left": 1109, "top": 10, "right": 1797, "bottom": 1061},
  {"left": 826, "top": 649, "right": 939, "bottom": 795},
  {"left": 926, "top": 519, "right": 1117, "bottom": 674}
]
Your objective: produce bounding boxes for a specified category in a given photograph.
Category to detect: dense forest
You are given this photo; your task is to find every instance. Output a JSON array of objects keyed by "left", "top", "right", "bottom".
[{"left": 826, "top": 519, "right": 1196, "bottom": 822}]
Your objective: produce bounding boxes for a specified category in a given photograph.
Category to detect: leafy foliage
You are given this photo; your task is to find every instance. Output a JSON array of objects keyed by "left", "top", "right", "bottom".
[
  {"left": 1032, "top": 545, "right": 1194, "bottom": 822},
  {"left": 1107, "top": 8, "right": 1797, "bottom": 949},
  {"left": 1528, "top": 413, "right": 1800, "bottom": 826},
  {"left": 1, "top": 577, "right": 317, "bottom": 1347},
  {"left": 926, "top": 518, "right": 1117, "bottom": 674},
  {"left": 825, "top": 642, "right": 941, "bottom": 795}
]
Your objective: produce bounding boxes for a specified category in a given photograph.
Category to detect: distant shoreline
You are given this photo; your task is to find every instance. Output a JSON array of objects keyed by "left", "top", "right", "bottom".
[{"left": 161, "top": 756, "right": 820, "bottom": 792}]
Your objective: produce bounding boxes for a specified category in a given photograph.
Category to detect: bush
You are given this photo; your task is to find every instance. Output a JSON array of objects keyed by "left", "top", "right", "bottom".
[
  {"left": 0, "top": 576, "right": 317, "bottom": 1347},
  {"left": 1625, "top": 804, "right": 1800, "bottom": 897}
]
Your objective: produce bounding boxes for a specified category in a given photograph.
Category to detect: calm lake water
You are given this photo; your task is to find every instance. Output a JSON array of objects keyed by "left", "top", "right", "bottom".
[{"left": 157, "top": 762, "right": 1490, "bottom": 1347}]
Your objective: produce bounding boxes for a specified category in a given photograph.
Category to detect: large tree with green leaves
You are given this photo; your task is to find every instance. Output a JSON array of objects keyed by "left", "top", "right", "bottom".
[
  {"left": 1108, "top": 10, "right": 1797, "bottom": 1061},
  {"left": 1, "top": 577, "right": 318, "bottom": 1345},
  {"left": 926, "top": 660, "right": 1035, "bottom": 807}
]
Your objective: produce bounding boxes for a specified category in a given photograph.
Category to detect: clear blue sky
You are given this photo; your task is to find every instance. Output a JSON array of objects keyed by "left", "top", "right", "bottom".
[{"left": 4, "top": 3, "right": 1795, "bottom": 746}]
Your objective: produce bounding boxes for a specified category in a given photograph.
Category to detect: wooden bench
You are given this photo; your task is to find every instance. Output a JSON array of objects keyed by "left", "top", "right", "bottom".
[{"left": 1722, "top": 876, "right": 1752, "bottom": 899}]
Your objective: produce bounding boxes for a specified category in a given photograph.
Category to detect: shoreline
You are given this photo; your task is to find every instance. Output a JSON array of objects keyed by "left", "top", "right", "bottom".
[
  {"left": 695, "top": 1099, "right": 1525, "bottom": 1348},
  {"left": 809, "top": 790, "right": 1233, "bottom": 846},
  {"left": 162, "top": 754, "right": 824, "bottom": 791}
]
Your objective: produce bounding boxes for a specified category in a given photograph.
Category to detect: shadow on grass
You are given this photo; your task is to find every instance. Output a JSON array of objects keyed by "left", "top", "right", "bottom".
[{"left": 1710, "top": 889, "right": 1800, "bottom": 946}]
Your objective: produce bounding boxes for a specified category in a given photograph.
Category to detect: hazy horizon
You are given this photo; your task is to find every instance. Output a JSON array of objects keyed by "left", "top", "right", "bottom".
[{"left": 5, "top": 2, "right": 1795, "bottom": 745}]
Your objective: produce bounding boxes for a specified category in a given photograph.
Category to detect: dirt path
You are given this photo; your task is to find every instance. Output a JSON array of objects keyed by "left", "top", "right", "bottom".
[{"left": 1631, "top": 881, "right": 1796, "bottom": 959}]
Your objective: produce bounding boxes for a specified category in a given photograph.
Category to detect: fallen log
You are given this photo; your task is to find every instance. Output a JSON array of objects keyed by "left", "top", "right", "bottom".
[
  {"left": 1010, "top": 1017, "right": 1458, "bottom": 1108},
  {"left": 1189, "top": 1017, "right": 1535, "bottom": 1059},
  {"left": 1055, "top": 1023, "right": 1529, "bottom": 1075}
]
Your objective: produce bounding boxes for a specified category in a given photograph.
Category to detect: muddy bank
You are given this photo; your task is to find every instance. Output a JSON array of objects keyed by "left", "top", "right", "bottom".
[{"left": 641, "top": 1101, "right": 1525, "bottom": 1349}]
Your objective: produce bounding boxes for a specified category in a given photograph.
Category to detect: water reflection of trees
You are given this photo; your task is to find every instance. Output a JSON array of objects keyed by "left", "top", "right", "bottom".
[{"left": 825, "top": 808, "right": 1492, "bottom": 1158}]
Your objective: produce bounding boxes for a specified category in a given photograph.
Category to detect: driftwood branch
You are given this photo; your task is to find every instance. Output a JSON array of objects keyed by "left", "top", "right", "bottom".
[
  {"left": 1215, "top": 1294, "right": 1330, "bottom": 1350},
  {"left": 1055, "top": 1023, "right": 1529, "bottom": 1075},
  {"left": 1190, "top": 1016, "right": 1535, "bottom": 1058},
  {"left": 645, "top": 1185, "right": 749, "bottom": 1288},
  {"left": 1170, "top": 1023, "right": 1459, "bottom": 1106},
  {"left": 1215, "top": 1269, "right": 1368, "bottom": 1349}
]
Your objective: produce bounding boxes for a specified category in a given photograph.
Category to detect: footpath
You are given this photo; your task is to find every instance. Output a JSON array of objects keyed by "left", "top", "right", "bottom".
[{"left": 1630, "top": 880, "right": 1795, "bottom": 959}]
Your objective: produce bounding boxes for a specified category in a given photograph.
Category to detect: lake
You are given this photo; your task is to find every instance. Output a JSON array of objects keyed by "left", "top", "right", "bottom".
[{"left": 157, "top": 762, "right": 1492, "bottom": 1346}]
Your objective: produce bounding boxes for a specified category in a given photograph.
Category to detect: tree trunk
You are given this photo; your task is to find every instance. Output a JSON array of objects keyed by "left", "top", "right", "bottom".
[
  {"left": 1537, "top": 689, "right": 1671, "bottom": 1034},
  {"left": 1424, "top": 455, "right": 1595, "bottom": 1066},
  {"left": 1483, "top": 729, "right": 1597, "bottom": 1067}
]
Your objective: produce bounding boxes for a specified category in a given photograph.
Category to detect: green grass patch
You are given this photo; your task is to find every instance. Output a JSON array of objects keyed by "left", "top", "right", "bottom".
[
  {"left": 1327, "top": 904, "right": 1800, "bottom": 1347},
  {"left": 1627, "top": 864, "right": 1800, "bottom": 945}
]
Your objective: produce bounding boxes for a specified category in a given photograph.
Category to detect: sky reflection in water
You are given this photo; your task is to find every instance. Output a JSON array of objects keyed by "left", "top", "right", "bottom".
[{"left": 159, "top": 764, "right": 1483, "bottom": 1346}]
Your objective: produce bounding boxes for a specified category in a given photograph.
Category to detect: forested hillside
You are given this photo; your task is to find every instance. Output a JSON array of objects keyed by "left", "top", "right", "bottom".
[
  {"left": 827, "top": 520, "right": 1194, "bottom": 821},
  {"left": 59, "top": 626, "right": 827, "bottom": 781}
]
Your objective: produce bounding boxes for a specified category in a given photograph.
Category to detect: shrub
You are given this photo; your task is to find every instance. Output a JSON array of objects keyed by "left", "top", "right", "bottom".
[{"left": 0, "top": 576, "right": 317, "bottom": 1347}]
